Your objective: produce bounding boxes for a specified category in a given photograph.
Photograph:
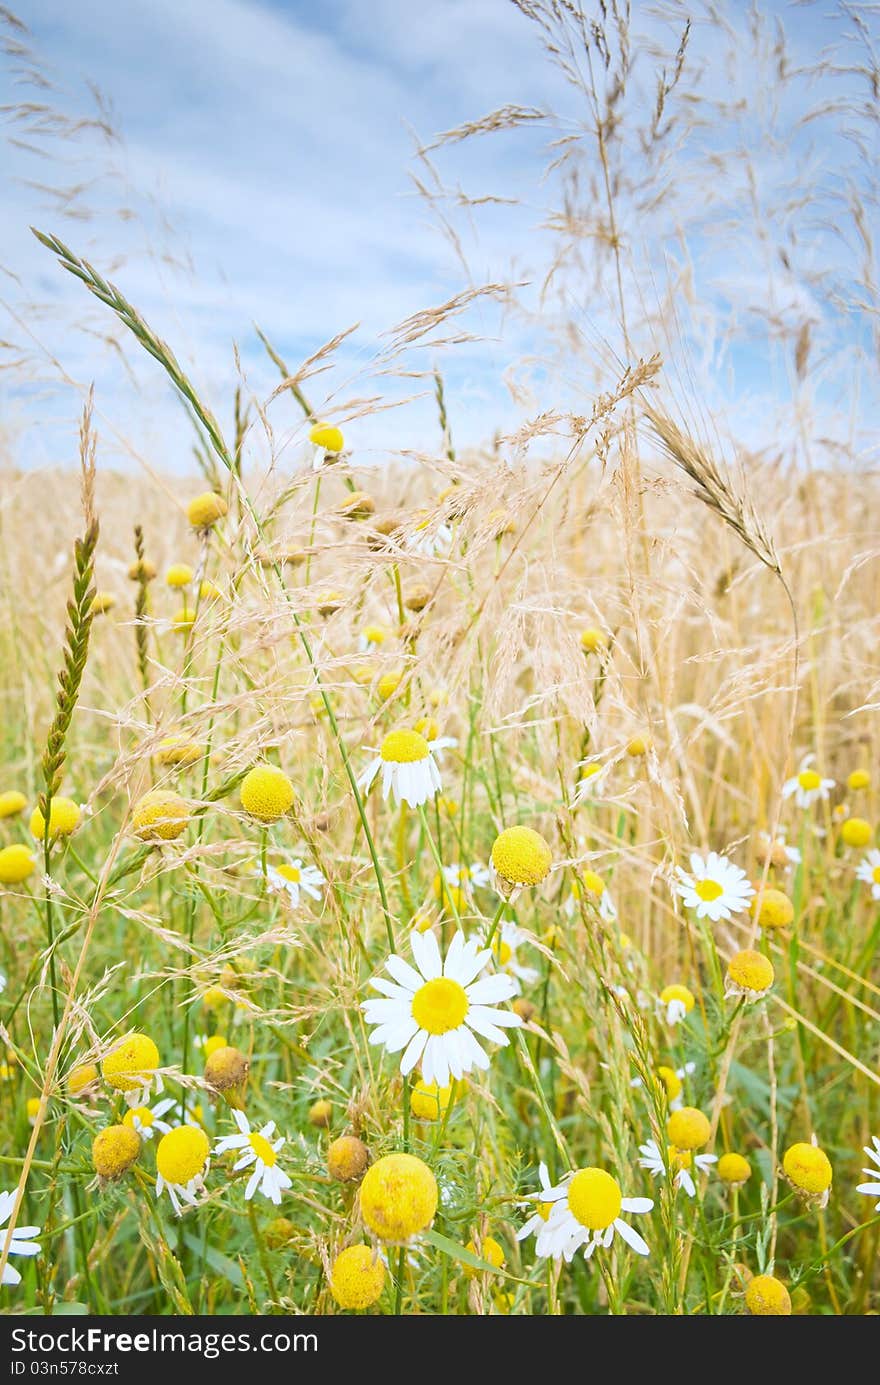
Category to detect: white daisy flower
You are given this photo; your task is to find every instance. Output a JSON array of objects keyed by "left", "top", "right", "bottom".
[
  {"left": 566, "top": 868, "right": 617, "bottom": 922},
  {"left": 359, "top": 728, "right": 442, "bottom": 809},
  {"left": 492, "top": 921, "right": 539, "bottom": 992},
  {"left": 438, "top": 863, "right": 490, "bottom": 900},
  {"left": 516, "top": 1162, "right": 556, "bottom": 1244},
  {"left": 407, "top": 515, "right": 453, "bottom": 557},
  {"left": 638, "top": 1138, "right": 717, "bottom": 1197},
  {"left": 362, "top": 929, "right": 522, "bottom": 1087},
  {"left": 856, "top": 1135, "right": 880, "bottom": 1210},
  {"left": 123, "top": 1096, "right": 180, "bottom": 1141},
  {"left": 757, "top": 829, "right": 801, "bottom": 870},
  {"left": 264, "top": 858, "right": 325, "bottom": 908},
  {"left": 782, "top": 756, "right": 835, "bottom": 809},
  {"left": 675, "top": 851, "right": 754, "bottom": 922},
  {"left": 0, "top": 1190, "right": 41, "bottom": 1286},
  {"left": 533, "top": 1167, "right": 653, "bottom": 1263},
  {"left": 856, "top": 850, "right": 880, "bottom": 901},
  {"left": 213, "top": 1110, "right": 292, "bottom": 1205},
  {"left": 0, "top": 973, "right": 5, "bottom": 995}
]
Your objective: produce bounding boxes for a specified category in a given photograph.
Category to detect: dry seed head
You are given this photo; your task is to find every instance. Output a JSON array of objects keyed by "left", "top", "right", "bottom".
[
  {"left": 841, "top": 817, "right": 872, "bottom": 848},
  {"left": 745, "top": 1274, "right": 791, "bottom": 1315},
  {"left": 204, "top": 1045, "right": 249, "bottom": 1105},
  {"left": 717, "top": 1152, "right": 752, "bottom": 1186},
  {"left": 404, "top": 583, "right": 432, "bottom": 612},
  {"left": 491, "top": 826, "right": 552, "bottom": 889},
  {"left": 156, "top": 1126, "right": 209, "bottom": 1185},
  {"left": 337, "top": 491, "right": 375, "bottom": 520},
  {"left": 327, "top": 1135, "right": 369, "bottom": 1183},
  {"left": 330, "top": 1244, "right": 385, "bottom": 1309},
  {"left": 725, "top": 949, "right": 774, "bottom": 999},
  {"left": 92, "top": 1124, "right": 141, "bottom": 1179},
  {"left": 782, "top": 1142, "right": 832, "bottom": 1197},
  {"left": 128, "top": 558, "right": 156, "bottom": 582},
  {"left": 186, "top": 492, "right": 228, "bottom": 529},
  {"left": 308, "top": 1098, "right": 332, "bottom": 1128},
  {"left": 359, "top": 1152, "right": 438, "bottom": 1242},
  {"left": 666, "top": 1106, "right": 711, "bottom": 1152},
  {"left": 102, "top": 1033, "right": 160, "bottom": 1093},
  {"left": 132, "top": 790, "right": 190, "bottom": 842},
  {"left": 264, "top": 1217, "right": 295, "bottom": 1250},
  {"left": 750, "top": 889, "right": 794, "bottom": 931},
  {"left": 91, "top": 591, "right": 116, "bottom": 615}
]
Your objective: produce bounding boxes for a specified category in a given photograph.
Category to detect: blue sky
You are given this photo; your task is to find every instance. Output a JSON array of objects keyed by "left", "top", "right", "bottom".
[{"left": 1, "top": 1, "right": 878, "bottom": 472}]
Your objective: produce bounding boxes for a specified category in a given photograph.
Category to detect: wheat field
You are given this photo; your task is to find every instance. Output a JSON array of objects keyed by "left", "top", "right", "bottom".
[{"left": 0, "top": 0, "right": 879, "bottom": 1318}]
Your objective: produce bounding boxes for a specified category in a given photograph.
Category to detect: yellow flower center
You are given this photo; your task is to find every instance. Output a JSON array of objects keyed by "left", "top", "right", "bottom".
[
  {"left": 873, "top": 866, "right": 880, "bottom": 885},
  {"left": 411, "top": 978, "right": 469, "bottom": 1035},
  {"left": 156, "top": 1127, "right": 209, "bottom": 1185},
  {"left": 695, "top": 878, "right": 723, "bottom": 902},
  {"left": 380, "top": 729, "right": 430, "bottom": 764},
  {"left": 493, "top": 939, "right": 513, "bottom": 967},
  {"left": 567, "top": 1168, "right": 622, "bottom": 1231},
  {"left": 124, "top": 1106, "right": 154, "bottom": 1129},
  {"left": 277, "top": 864, "right": 301, "bottom": 883},
  {"left": 537, "top": 1201, "right": 553, "bottom": 1222},
  {"left": 580, "top": 870, "right": 605, "bottom": 896},
  {"left": 248, "top": 1132, "right": 277, "bottom": 1167},
  {"left": 667, "top": 1145, "right": 693, "bottom": 1172},
  {"left": 798, "top": 769, "right": 821, "bottom": 791}
]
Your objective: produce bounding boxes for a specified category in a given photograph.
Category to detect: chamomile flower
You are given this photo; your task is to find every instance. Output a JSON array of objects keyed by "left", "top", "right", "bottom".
[
  {"left": 756, "top": 829, "right": 801, "bottom": 871},
  {"left": 213, "top": 1110, "right": 292, "bottom": 1205},
  {"left": 675, "top": 851, "right": 754, "bottom": 922},
  {"left": 407, "top": 512, "right": 453, "bottom": 557},
  {"left": 658, "top": 983, "right": 695, "bottom": 1026},
  {"left": 782, "top": 756, "right": 835, "bottom": 809},
  {"left": 566, "top": 868, "right": 617, "bottom": 922},
  {"left": 533, "top": 1167, "right": 653, "bottom": 1262},
  {"left": 264, "top": 858, "right": 325, "bottom": 908},
  {"left": 359, "top": 624, "right": 389, "bottom": 651},
  {"left": 491, "top": 921, "right": 539, "bottom": 991},
  {"left": 516, "top": 1162, "right": 556, "bottom": 1244},
  {"left": 856, "top": 1135, "right": 880, "bottom": 1210},
  {"left": 358, "top": 729, "right": 442, "bottom": 809},
  {"left": 0, "top": 1190, "right": 41, "bottom": 1286},
  {"left": 155, "top": 1126, "right": 210, "bottom": 1215},
  {"left": 856, "top": 849, "right": 880, "bottom": 901},
  {"left": 432, "top": 863, "right": 489, "bottom": 914},
  {"left": 414, "top": 717, "right": 458, "bottom": 765},
  {"left": 638, "top": 1138, "right": 717, "bottom": 1197},
  {"left": 122, "top": 1096, "right": 179, "bottom": 1141},
  {"left": 363, "top": 929, "right": 521, "bottom": 1087},
  {"left": 309, "top": 421, "right": 345, "bottom": 469}
]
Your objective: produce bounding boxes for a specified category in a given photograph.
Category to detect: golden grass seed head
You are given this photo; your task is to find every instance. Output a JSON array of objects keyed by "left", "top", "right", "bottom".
[
  {"left": 666, "top": 1106, "right": 711, "bottom": 1152},
  {"left": 464, "top": 1234, "right": 505, "bottom": 1277},
  {"left": 330, "top": 1244, "right": 385, "bottom": 1309},
  {"left": 30, "top": 797, "right": 81, "bottom": 840},
  {"left": 156, "top": 1126, "right": 210, "bottom": 1185},
  {"left": 308, "top": 1098, "right": 332, "bottom": 1128},
  {"left": 92, "top": 1124, "right": 141, "bottom": 1179},
  {"left": 750, "top": 888, "right": 794, "bottom": 931},
  {"left": 717, "top": 1152, "right": 752, "bottom": 1186},
  {"left": 0, "top": 844, "right": 36, "bottom": 885},
  {"left": 490, "top": 825, "right": 552, "bottom": 889},
  {"left": 745, "top": 1274, "right": 792, "bottom": 1315},
  {"left": 186, "top": 492, "right": 228, "bottom": 529},
  {"left": 841, "top": 816, "right": 872, "bottom": 848},
  {"left": 782, "top": 1142, "right": 832, "bottom": 1196},
  {"left": 0, "top": 791, "right": 27, "bottom": 819},
  {"left": 327, "top": 1135, "right": 369, "bottom": 1182},
  {"left": 359, "top": 1152, "right": 438, "bottom": 1242},
  {"left": 102, "top": 1033, "right": 160, "bottom": 1093},
  {"left": 239, "top": 764, "right": 294, "bottom": 822},
  {"left": 132, "top": 790, "right": 190, "bottom": 841}
]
